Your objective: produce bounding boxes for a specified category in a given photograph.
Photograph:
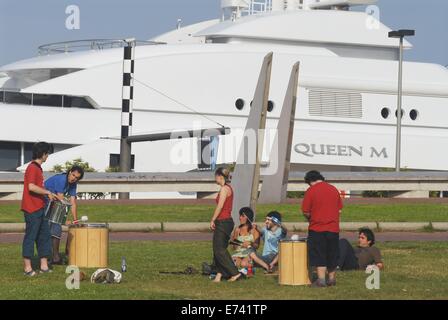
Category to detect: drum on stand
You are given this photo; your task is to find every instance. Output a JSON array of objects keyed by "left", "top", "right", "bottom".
[
  {"left": 68, "top": 223, "right": 109, "bottom": 268},
  {"left": 45, "top": 199, "right": 71, "bottom": 225},
  {"left": 279, "top": 240, "right": 311, "bottom": 286}
]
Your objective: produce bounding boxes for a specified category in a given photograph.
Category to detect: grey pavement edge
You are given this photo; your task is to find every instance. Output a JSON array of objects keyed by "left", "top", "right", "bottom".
[{"left": 0, "top": 222, "right": 446, "bottom": 233}]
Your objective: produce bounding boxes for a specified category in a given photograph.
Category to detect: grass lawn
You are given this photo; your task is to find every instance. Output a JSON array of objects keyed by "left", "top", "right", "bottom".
[
  {"left": 0, "top": 241, "right": 447, "bottom": 300},
  {"left": 0, "top": 203, "right": 447, "bottom": 223}
]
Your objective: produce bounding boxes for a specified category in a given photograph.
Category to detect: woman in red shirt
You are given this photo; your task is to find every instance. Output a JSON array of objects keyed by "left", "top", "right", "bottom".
[{"left": 209, "top": 167, "right": 241, "bottom": 282}]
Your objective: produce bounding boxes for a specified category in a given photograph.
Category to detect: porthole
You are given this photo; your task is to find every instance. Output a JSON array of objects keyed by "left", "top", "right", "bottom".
[
  {"left": 249, "top": 100, "right": 274, "bottom": 111},
  {"left": 381, "top": 107, "right": 390, "bottom": 119},
  {"left": 395, "top": 109, "right": 405, "bottom": 118},
  {"left": 235, "top": 98, "right": 245, "bottom": 110},
  {"left": 410, "top": 109, "right": 418, "bottom": 121}
]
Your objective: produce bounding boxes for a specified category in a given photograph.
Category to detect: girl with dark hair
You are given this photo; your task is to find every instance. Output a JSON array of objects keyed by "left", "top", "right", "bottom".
[
  {"left": 230, "top": 207, "right": 260, "bottom": 270},
  {"left": 210, "top": 167, "right": 242, "bottom": 282}
]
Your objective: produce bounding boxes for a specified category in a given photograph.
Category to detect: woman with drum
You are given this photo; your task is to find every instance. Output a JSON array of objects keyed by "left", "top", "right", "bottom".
[
  {"left": 210, "top": 167, "right": 242, "bottom": 282},
  {"left": 44, "top": 166, "right": 84, "bottom": 264}
]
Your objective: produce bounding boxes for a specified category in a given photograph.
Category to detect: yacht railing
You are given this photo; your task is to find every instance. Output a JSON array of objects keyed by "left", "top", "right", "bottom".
[
  {"left": 246, "top": 0, "right": 272, "bottom": 15},
  {"left": 222, "top": 0, "right": 308, "bottom": 20},
  {"left": 38, "top": 39, "right": 165, "bottom": 56}
]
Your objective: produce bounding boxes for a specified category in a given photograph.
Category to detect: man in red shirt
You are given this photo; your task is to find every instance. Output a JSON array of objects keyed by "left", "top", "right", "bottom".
[
  {"left": 22, "top": 142, "right": 57, "bottom": 277},
  {"left": 301, "top": 170, "right": 343, "bottom": 287}
]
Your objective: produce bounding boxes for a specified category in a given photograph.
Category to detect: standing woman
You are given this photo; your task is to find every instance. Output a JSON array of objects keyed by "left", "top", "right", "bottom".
[{"left": 210, "top": 167, "right": 242, "bottom": 282}]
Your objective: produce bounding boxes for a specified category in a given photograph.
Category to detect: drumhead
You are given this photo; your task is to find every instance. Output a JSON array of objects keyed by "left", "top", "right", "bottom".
[
  {"left": 280, "top": 238, "right": 307, "bottom": 243},
  {"left": 69, "top": 223, "right": 109, "bottom": 229}
]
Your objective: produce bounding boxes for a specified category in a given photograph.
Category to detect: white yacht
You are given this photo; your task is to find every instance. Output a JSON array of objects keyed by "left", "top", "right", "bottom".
[{"left": 1, "top": 0, "right": 448, "bottom": 180}]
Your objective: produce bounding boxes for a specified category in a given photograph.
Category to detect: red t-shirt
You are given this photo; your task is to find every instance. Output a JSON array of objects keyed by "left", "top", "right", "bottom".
[
  {"left": 301, "top": 181, "right": 343, "bottom": 233},
  {"left": 215, "top": 184, "right": 233, "bottom": 220},
  {"left": 21, "top": 161, "right": 46, "bottom": 214}
]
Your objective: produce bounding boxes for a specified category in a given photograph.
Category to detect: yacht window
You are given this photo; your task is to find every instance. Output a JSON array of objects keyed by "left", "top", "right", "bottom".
[
  {"left": 249, "top": 100, "right": 274, "bottom": 111},
  {"left": 409, "top": 109, "right": 419, "bottom": 121},
  {"left": 381, "top": 107, "right": 390, "bottom": 119},
  {"left": 63, "top": 96, "right": 94, "bottom": 109},
  {"left": 0, "top": 141, "right": 20, "bottom": 171},
  {"left": 235, "top": 99, "right": 245, "bottom": 110},
  {"left": 395, "top": 109, "right": 405, "bottom": 118},
  {"left": 33, "top": 94, "right": 63, "bottom": 107},
  {"left": 23, "top": 143, "right": 34, "bottom": 164},
  {"left": 0, "top": 90, "right": 95, "bottom": 109},
  {"left": 4, "top": 92, "right": 32, "bottom": 105}
]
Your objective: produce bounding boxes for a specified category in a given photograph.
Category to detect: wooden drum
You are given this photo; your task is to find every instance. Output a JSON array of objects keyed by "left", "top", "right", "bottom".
[
  {"left": 278, "top": 240, "right": 311, "bottom": 286},
  {"left": 68, "top": 223, "right": 109, "bottom": 268}
]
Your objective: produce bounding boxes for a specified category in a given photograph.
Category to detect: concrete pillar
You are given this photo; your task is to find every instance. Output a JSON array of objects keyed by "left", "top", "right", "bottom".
[
  {"left": 259, "top": 62, "right": 300, "bottom": 204},
  {"left": 231, "top": 52, "right": 273, "bottom": 224}
]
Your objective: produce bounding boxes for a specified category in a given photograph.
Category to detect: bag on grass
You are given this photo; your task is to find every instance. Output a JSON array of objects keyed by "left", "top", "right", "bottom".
[{"left": 90, "top": 268, "right": 122, "bottom": 284}]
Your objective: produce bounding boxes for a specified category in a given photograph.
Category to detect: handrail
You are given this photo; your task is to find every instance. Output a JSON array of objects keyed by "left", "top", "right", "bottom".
[
  {"left": 38, "top": 39, "right": 165, "bottom": 55},
  {"left": 0, "top": 171, "right": 447, "bottom": 193}
]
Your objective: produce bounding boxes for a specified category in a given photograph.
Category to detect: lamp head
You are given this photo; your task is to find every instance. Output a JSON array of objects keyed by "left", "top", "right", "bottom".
[{"left": 388, "top": 29, "right": 415, "bottom": 38}]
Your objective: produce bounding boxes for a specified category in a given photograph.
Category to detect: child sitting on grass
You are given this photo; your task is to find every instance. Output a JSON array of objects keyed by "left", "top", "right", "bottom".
[{"left": 249, "top": 211, "right": 288, "bottom": 273}]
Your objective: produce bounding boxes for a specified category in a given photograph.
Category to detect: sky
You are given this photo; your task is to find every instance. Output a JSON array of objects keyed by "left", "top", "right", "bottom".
[{"left": 0, "top": 0, "right": 447, "bottom": 66}]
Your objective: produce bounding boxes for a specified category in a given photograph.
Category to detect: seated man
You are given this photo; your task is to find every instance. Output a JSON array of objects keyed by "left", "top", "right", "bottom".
[
  {"left": 338, "top": 228, "right": 384, "bottom": 271},
  {"left": 249, "top": 211, "right": 287, "bottom": 273}
]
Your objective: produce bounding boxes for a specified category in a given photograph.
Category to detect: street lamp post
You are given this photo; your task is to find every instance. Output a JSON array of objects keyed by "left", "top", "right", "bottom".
[{"left": 388, "top": 29, "right": 415, "bottom": 172}]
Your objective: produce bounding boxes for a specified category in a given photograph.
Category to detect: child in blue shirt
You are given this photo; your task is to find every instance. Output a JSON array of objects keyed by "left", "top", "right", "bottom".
[{"left": 250, "top": 211, "right": 287, "bottom": 272}]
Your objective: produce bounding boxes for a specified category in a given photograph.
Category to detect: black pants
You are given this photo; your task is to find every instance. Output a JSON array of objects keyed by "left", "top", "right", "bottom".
[
  {"left": 307, "top": 230, "right": 339, "bottom": 271},
  {"left": 213, "top": 219, "right": 239, "bottom": 279},
  {"left": 338, "top": 239, "right": 359, "bottom": 271}
]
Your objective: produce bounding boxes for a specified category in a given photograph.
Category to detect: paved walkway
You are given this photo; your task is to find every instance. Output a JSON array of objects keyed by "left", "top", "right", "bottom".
[{"left": 0, "top": 231, "right": 446, "bottom": 244}]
